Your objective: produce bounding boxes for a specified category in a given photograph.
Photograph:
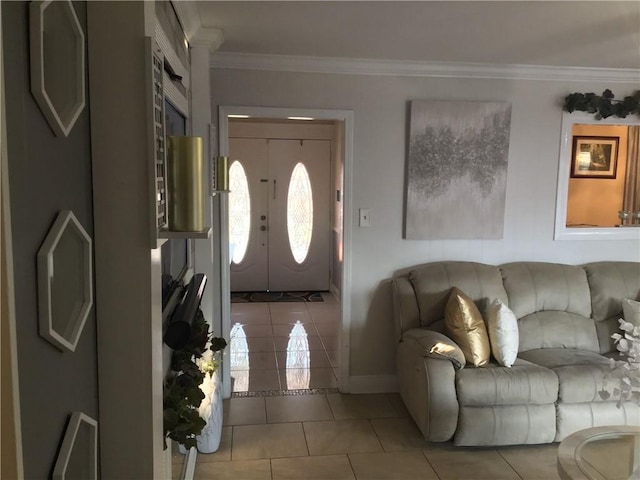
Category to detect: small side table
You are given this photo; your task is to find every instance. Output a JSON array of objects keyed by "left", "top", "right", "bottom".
[{"left": 557, "top": 426, "right": 640, "bottom": 480}]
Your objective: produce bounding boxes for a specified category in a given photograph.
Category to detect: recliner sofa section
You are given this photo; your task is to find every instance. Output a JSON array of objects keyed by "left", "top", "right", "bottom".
[{"left": 393, "top": 260, "right": 640, "bottom": 446}]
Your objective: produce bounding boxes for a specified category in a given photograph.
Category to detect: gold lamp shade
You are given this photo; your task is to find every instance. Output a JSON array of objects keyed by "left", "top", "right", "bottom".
[{"left": 167, "top": 136, "right": 205, "bottom": 231}]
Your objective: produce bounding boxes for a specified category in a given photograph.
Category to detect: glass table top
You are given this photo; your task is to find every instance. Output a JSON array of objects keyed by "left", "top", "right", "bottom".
[{"left": 558, "top": 426, "right": 640, "bottom": 480}]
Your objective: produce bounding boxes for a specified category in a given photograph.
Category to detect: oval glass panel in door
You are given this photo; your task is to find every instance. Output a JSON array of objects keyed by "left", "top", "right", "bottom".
[
  {"left": 287, "top": 162, "right": 313, "bottom": 264},
  {"left": 229, "top": 160, "right": 251, "bottom": 264}
]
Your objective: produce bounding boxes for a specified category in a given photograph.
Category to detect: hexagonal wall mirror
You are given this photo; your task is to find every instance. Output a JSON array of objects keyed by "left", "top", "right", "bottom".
[
  {"left": 37, "top": 210, "right": 92, "bottom": 353},
  {"left": 53, "top": 412, "right": 98, "bottom": 480},
  {"left": 30, "top": 0, "right": 86, "bottom": 137}
]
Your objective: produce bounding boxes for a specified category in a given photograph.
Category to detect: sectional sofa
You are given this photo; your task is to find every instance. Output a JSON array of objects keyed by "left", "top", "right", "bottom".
[{"left": 392, "top": 261, "right": 640, "bottom": 446}]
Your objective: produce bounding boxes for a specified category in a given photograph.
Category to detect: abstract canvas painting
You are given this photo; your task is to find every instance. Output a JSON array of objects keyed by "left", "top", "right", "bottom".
[{"left": 405, "top": 101, "right": 512, "bottom": 239}]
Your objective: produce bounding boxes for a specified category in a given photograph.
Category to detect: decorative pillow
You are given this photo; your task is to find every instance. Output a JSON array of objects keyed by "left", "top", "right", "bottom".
[
  {"left": 622, "top": 298, "right": 640, "bottom": 327},
  {"left": 486, "top": 299, "right": 519, "bottom": 367},
  {"left": 444, "top": 287, "right": 490, "bottom": 367}
]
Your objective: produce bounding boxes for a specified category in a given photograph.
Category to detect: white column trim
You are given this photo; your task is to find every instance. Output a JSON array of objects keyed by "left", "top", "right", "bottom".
[
  {"left": 190, "top": 27, "right": 224, "bottom": 51},
  {"left": 171, "top": 1, "right": 224, "bottom": 51}
]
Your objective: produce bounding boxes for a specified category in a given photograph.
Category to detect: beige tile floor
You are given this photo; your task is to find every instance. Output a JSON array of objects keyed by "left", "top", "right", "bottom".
[
  {"left": 229, "top": 295, "right": 341, "bottom": 393},
  {"left": 193, "top": 297, "right": 561, "bottom": 479},
  {"left": 193, "top": 392, "right": 562, "bottom": 480}
]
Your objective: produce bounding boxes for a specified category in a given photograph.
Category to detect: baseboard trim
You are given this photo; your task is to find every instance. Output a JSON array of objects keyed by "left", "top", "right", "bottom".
[{"left": 348, "top": 375, "right": 398, "bottom": 394}]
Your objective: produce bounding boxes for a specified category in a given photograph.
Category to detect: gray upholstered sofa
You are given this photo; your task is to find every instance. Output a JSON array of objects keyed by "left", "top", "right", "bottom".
[{"left": 392, "top": 261, "right": 640, "bottom": 446}]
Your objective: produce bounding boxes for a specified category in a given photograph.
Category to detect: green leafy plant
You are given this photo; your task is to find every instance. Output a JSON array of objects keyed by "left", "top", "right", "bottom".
[
  {"left": 163, "top": 309, "right": 227, "bottom": 449},
  {"left": 564, "top": 90, "right": 640, "bottom": 119}
]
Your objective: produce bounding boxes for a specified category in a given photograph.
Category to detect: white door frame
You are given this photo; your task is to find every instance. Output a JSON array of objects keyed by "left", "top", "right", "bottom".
[{"left": 218, "top": 106, "right": 354, "bottom": 396}]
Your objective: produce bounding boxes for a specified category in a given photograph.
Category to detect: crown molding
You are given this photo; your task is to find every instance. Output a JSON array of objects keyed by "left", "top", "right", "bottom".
[
  {"left": 171, "top": 1, "right": 223, "bottom": 50},
  {"left": 210, "top": 52, "right": 640, "bottom": 83},
  {"left": 191, "top": 27, "right": 224, "bottom": 51}
]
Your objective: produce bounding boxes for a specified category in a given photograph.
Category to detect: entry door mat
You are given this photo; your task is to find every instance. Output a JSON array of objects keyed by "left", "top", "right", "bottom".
[{"left": 231, "top": 291, "right": 326, "bottom": 303}]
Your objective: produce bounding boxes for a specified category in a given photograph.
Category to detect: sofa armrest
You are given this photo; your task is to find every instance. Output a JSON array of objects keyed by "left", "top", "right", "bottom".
[
  {"left": 398, "top": 328, "right": 461, "bottom": 442},
  {"left": 402, "top": 328, "right": 466, "bottom": 370}
]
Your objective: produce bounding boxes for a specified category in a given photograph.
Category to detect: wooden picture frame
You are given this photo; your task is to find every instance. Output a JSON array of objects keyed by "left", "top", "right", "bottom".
[{"left": 570, "top": 136, "right": 619, "bottom": 178}]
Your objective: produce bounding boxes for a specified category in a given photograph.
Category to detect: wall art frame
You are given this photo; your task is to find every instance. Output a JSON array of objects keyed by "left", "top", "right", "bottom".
[
  {"left": 30, "top": 0, "right": 86, "bottom": 137},
  {"left": 570, "top": 135, "right": 619, "bottom": 179},
  {"left": 52, "top": 412, "right": 98, "bottom": 480},
  {"left": 37, "top": 210, "right": 93, "bottom": 353},
  {"left": 404, "top": 100, "right": 512, "bottom": 240}
]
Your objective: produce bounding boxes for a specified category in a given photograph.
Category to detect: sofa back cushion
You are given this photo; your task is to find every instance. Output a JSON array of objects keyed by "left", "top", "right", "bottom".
[
  {"left": 391, "top": 276, "right": 422, "bottom": 338},
  {"left": 583, "top": 262, "right": 640, "bottom": 321},
  {"left": 500, "top": 262, "right": 597, "bottom": 352},
  {"left": 409, "top": 261, "right": 508, "bottom": 328},
  {"left": 517, "top": 311, "right": 599, "bottom": 352},
  {"left": 500, "top": 262, "right": 592, "bottom": 318},
  {"left": 583, "top": 261, "right": 640, "bottom": 353}
]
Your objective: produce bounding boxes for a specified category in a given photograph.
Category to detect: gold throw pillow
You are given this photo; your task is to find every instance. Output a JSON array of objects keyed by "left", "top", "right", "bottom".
[{"left": 444, "top": 287, "right": 490, "bottom": 367}]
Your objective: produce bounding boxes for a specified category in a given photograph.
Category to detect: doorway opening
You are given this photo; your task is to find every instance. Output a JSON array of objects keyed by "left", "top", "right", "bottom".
[
  {"left": 228, "top": 120, "right": 333, "bottom": 293},
  {"left": 218, "top": 107, "right": 353, "bottom": 397}
]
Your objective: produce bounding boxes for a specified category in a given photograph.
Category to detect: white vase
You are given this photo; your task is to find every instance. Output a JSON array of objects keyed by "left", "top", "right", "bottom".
[{"left": 196, "top": 369, "right": 223, "bottom": 454}]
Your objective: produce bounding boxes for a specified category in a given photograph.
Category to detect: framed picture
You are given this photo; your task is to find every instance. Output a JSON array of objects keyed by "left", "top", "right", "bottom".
[{"left": 571, "top": 136, "right": 619, "bottom": 178}]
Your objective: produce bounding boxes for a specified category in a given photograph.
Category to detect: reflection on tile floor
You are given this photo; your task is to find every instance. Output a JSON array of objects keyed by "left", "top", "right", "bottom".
[
  {"left": 193, "top": 392, "right": 562, "bottom": 480},
  {"left": 230, "top": 293, "right": 340, "bottom": 393},
  {"left": 189, "top": 295, "right": 563, "bottom": 479}
]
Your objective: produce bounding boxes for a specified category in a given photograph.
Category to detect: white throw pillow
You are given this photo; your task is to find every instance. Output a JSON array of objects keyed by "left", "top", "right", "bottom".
[
  {"left": 486, "top": 299, "right": 519, "bottom": 367},
  {"left": 622, "top": 298, "right": 640, "bottom": 327}
]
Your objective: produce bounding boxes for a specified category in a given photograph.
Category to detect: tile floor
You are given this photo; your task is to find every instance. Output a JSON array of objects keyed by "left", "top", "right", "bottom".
[
  {"left": 229, "top": 294, "right": 341, "bottom": 393},
  {"left": 191, "top": 297, "right": 562, "bottom": 479},
  {"left": 193, "top": 392, "right": 562, "bottom": 480}
]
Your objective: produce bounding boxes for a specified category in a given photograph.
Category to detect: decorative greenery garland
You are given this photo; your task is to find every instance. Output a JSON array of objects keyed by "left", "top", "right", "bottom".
[
  {"left": 564, "top": 90, "right": 640, "bottom": 119},
  {"left": 163, "top": 309, "right": 227, "bottom": 449}
]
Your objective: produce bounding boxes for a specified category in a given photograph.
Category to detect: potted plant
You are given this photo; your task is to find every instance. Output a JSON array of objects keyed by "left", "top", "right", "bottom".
[{"left": 163, "top": 309, "right": 227, "bottom": 451}]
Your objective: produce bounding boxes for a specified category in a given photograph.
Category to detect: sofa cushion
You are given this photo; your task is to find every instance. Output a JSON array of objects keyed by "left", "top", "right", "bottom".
[
  {"left": 518, "top": 348, "right": 611, "bottom": 403},
  {"left": 556, "top": 402, "right": 640, "bottom": 442},
  {"left": 518, "top": 311, "right": 600, "bottom": 353},
  {"left": 500, "top": 262, "right": 592, "bottom": 319},
  {"left": 445, "top": 288, "right": 490, "bottom": 367},
  {"left": 586, "top": 261, "right": 640, "bottom": 353},
  {"left": 409, "top": 261, "right": 508, "bottom": 328},
  {"left": 455, "top": 358, "right": 558, "bottom": 406},
  {"left": 486, "top": 299, "right": 519, "bottom": 367},
  {"left": 455, "top": 404, "right": 556, "bottom": 446},
  {"left": 584, "top": 262, "right": 640, "bottom": 322}
]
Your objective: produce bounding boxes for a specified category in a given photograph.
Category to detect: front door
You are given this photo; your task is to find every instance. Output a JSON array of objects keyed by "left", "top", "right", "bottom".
[{"left": 229, "top": 137, "right": 331, "bottom": 292}]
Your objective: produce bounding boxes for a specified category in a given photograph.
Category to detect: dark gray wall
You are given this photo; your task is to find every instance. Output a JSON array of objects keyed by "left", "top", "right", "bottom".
[{"left": 3, "top": 2, "right": 98, "bottom": 478}]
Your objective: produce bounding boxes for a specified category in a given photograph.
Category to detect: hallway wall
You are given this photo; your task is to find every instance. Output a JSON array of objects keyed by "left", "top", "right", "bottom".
[
  {"left": 2, "top": 2, "right": 98, "bottom": 478},
  {"left": 211, "top": 67, "right": 639, "bottom": 388}
]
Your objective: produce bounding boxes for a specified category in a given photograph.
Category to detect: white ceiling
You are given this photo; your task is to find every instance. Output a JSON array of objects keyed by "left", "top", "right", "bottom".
[{"left": 195, "top": 1, "right": 640, "bottom": 69}]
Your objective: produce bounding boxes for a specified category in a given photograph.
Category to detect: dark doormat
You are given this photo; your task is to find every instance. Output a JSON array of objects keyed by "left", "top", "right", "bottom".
[{"left": 231, "top": 291, "right": 326, "bottom": 303}]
